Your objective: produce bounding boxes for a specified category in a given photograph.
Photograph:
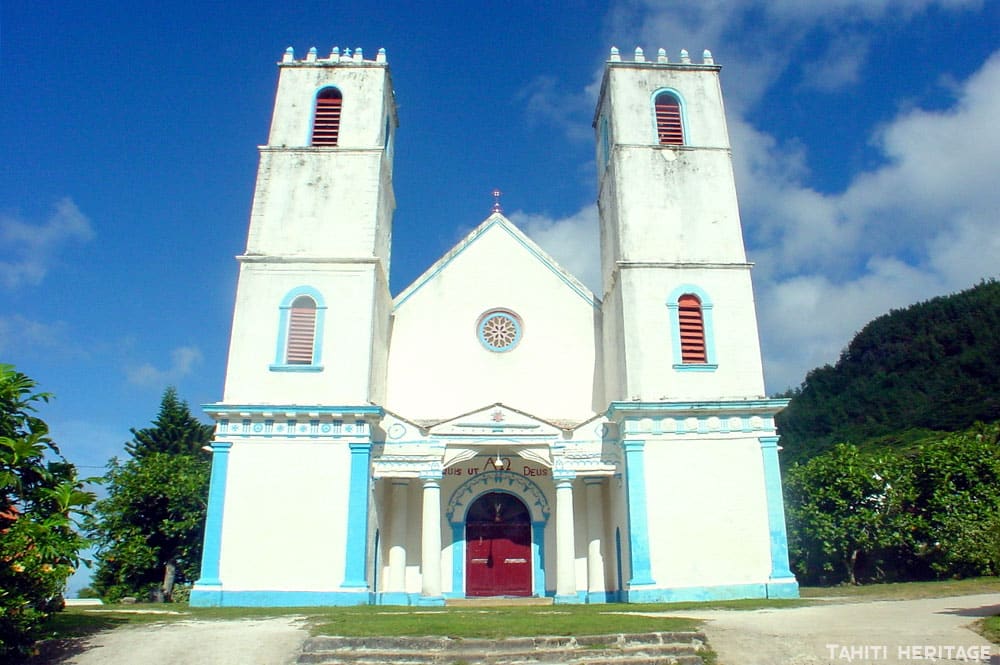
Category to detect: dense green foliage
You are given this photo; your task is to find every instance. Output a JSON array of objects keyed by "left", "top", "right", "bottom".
[
  {"left": 777, "top": 280, "right": 1000, "bottom": 466},
  {"left": 785, "top": 422, "right": 1000, "bottom": 585},
  {"left": 88, "top": 389, "right": 212, "bottom": 602},
  {"left": 0, "top": 365, "right": 94, "bottom": 660},
  {"left": 125, "top": 387, "right": 214, "bottom": 459}
]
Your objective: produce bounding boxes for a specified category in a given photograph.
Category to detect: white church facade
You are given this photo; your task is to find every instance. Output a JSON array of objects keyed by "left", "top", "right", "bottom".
[{"left": 189, "top": 45, "right": 799, "bottom": 607}]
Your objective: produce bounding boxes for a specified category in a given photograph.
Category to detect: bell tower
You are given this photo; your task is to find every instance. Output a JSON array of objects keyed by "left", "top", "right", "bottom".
[
  {"left": 221, "top": 46, "right": 397, "bottom": 407},
  {"left": 595, "top": 46, "right": 767, "bottom": 403}
]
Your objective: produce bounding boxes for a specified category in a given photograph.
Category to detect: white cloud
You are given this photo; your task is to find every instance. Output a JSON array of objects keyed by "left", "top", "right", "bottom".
[
  {"left": 0, "top": 314, "right": 79, "bottom": 358},
  {"left": 126, "top": 345, "right": 204, "bottom": 388},
  {"left": 510, "top": 205, "right": 601, "bottom": 294},
  {"left": 0, "top": 198, "right": 94, "bottom": 289},
  {"left": 746, "top": 50, "right": 1000, "bottom": 389},
  {"left": 508, "top": 2, "right": 999, "bottom": 394}
]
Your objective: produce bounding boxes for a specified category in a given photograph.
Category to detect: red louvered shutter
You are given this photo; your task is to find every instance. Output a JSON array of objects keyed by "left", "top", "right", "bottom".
[
  {"left": 286, "top": 300, "right": 317, "bottom": 364},
  {"left": 312, "top": 91, "right": 342, "bottom": 146},
  {"left": 655, "top": 94, "right": 684, "bottom": 145},
  {"left": 678, "top": 294, "right": 707, "bottom": 363}
]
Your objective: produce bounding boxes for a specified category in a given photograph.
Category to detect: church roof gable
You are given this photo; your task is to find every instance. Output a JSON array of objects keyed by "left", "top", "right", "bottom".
[{"left": 393, "top": 213, "right": 599, "bottom": 310}]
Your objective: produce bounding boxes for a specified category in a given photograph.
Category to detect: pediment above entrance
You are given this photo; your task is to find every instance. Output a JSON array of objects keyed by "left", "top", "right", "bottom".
[{"left": 427, "top": 403, "right": 564, "bottom": 439}]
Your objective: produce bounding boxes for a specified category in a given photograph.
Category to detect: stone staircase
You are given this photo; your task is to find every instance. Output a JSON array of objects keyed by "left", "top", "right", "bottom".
[{"left": 297, "top": 632, "right": 708, "bottom": 664}]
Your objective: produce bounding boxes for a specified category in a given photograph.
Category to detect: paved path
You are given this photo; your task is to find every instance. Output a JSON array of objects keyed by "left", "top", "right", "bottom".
[
  {"left": 659, "top": 593, "right": 1000, "bottom": 664},
  {"left": 43, "top": 594, "right": 1000, "bottom": 665},
  {"left": 49, "top": 616, "right": 309, "bottom": 665}
]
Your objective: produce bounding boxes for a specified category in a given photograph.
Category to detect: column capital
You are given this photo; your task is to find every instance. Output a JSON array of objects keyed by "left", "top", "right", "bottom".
[
  {"left": 554, "top": 477, "right": 576, "bottom": 489},
  {"left": 583, "top": 476, "right": 605, "bottom": 487},
  {"left": 348, "top": 441, "right": 373, "bottom": 453},
  {"left": 758, "top": 435, "right": 780, "bottom": 449},
  {"left": 622, "top": 439, "right": 646, "bottom": 453},
  {"left": 210, "top": 441, "right": 233, "bottom": 453}
]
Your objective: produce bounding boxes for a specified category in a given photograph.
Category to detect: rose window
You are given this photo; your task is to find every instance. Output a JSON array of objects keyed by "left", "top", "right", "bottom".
[{"left": 477, "top": 310, "right": 522, "bottom": 352}]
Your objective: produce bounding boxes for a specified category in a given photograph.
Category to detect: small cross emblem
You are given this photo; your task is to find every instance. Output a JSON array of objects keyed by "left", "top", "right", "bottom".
[{"left": 491, "top": 409, "right": 505, "bottom": 422}]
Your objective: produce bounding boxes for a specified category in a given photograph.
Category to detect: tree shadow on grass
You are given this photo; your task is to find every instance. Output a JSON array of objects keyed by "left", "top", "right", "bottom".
[{"left": 34, "top": 613, "right": 132, "bottom": 664}]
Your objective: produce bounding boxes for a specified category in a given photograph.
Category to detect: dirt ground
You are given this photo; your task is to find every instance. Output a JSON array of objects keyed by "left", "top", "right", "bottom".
[
  {"left": 41, "top": 593, "right": 1000, "bottom": 665},
  {"left": 662, "top": 593, "right": 1000, "bottom": 664}
]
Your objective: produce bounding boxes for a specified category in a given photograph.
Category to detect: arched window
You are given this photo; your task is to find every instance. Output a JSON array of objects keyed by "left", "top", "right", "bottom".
[
  {"left": 285, "top": 296, "right": 317, "bottom": 364},
  {"left": 654, "top": 91, "right": 684, "bottom": 145},
  {"left": 677, "top": 294, "right": 706, "bottom": 363},
  {"left": 667, "top": 285, "right": 717, "bottom": 371},
  {"left": 271, "top": 287, "right": 326, "bottom": 372},
  {"left": 311, "top": 88, "right": 342, "bottom": 146}
]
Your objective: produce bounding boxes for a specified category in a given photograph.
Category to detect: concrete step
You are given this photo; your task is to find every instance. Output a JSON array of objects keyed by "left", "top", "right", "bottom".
[
  {"left": 446, "top": 596, "right": 555, "bottom": 607},
  {"left": 297, "top": 632, "right": 707, "bottom": 665}
]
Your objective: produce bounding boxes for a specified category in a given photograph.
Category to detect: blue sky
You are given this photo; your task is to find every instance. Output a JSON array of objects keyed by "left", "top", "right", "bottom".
[{"left": 3, "top": 0, "right": 999, "bottom": 484}]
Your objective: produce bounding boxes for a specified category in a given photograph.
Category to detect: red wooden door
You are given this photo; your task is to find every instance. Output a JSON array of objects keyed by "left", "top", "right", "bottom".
[{"left": 465, "top": 492, "right": 531, "bottom": 597}]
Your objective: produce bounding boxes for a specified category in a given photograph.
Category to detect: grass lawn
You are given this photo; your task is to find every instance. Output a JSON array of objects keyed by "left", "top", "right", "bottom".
[
  {"left": 800, "top": 576, "right": 1000, "bottom": 601},
  {"left": 42, "top": 576, "right": 1000, "bottom": 644}
]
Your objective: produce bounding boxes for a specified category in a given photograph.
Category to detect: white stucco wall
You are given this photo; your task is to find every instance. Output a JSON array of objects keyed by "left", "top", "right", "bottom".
[
  {"left": 219, "top": 441, "right": 354, "bottom": 590},
  {"left": 386, "top": 218, "right": 602, "bottom": 422},
  {"left": 616, "top": 266, "right": 767, "bottom": 401},
  {"left": 221, "top": 262, "right": 382, "bottom": 405},
  {"left": 642, "top": 436, "right": 772, "bottom": 588}
]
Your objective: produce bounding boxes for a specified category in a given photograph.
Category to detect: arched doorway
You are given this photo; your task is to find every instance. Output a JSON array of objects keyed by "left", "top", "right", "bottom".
[{"left": 465, "top": 492, "right": 532, "bottom": 596}]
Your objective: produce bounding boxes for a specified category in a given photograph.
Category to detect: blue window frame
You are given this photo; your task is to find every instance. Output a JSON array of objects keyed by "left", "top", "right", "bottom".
[
  {"left": 666, "top": 285, "right": 717, "bottom": 371},
  {"left": 270, "top": 286, "right": 326, "bottom": 372}
]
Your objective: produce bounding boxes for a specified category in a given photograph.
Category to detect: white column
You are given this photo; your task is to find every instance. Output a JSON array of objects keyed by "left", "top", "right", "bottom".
[
  {"left": 420, "top": 477, "right": 442, "bottom": 599},
  {"left": 387, "top": 479, "right": 408, "bottom": 593},
  {"left": 585, "top": 478, "right": 606, "bottom": 598},
  {"left": 555, "top": 477, "right": 577, "bottom": 599}
]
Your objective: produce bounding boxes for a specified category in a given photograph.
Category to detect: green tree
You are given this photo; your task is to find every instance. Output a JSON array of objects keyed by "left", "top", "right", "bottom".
[
  {"left": 777, "top": 279, "right": 1000, "bottom": 466},
  {"left": 900, "top": 423, "right": 1000, "bottom": 578},
  {"left": 784, "top": 444, "right": 907, "bottom": 585},
  {"left": 88, "top": 389, "right": 212, "bottom": 602},
  {"left": 126, "top": 386, "right": 214, "bottom": 459},
  {"left": 0, "top": 364, "right": 94, "bottom": 660}
]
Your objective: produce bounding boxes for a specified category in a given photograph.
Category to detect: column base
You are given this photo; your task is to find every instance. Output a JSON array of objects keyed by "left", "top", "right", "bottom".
[
  {"left": 416, "top": 595, "right": 445, "bottom": 606},
  {"left": 377, "top": 592, "right": 413, "bottom": 606},
  {"left": 189, "top": 583, "right": 223, "bottom": 607},
  {"left": 586, "top": 591, "right": 613, "bottom": 603},
  {"left": 766, "top": 578, "right": 800, "bottom": 598},
  {"left": 554, "top": 593, "right": 585, "bottom": 604}
]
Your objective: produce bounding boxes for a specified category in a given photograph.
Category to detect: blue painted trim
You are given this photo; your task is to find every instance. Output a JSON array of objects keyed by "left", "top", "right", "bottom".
[
  {"left": 268, "top": 364, "right": 324, "bottom": 372},
  {"left": 625, "top": 582, "right": 770, "bottom": 603},
  {"left": 622, "top": 440, "right": 655, "bottom": 586},
  {"left": 376, "top": 592, "right": 411, "bottom": 606},
  {"left": 341, "top": 442, "right": 372, "bottom": 588},
  {"left": 554, "top": 591, "right": 587, "bottom": 604},
  {"left": 394, "top": 216, "right": 600, "bottom": 310},
  {"left": 532, "top": 521, "right": 546, "bottom": 597},
  {"left": 273, "top": 286, "right": 327, "bottom": 368},
  {"left": 451, "top": 523, "right": 464, "bottom": 597},
  {"left": 672, "top": 364, "right": 718, "bottom": 372},
  {"left": 192, "top": 442, "right": 233, "bottom": 592},
  {"left": 415, "top": 595, "right": 446, "bottom": 606},
  {"left": 192, "top": 589, "right": 370, "bottom": 607},
  {"left": 587, "top": 591, "right": 613, "bottom": 604},
  {"left": 204, "top": 404, "right": 384, "bottom": 416},
  {"left": 767, "top": 581, "right": 800, "bottom": 598},
  {"left": 650, "top": 87, "right": 688, "bottom": 145},
  {"left": 477, "top": 310, "right": 523, "bottom": 352},
  {"left": 607, "top": 399, "right": 789, "bottom": 419},
  {"left": 759, "top": 436, "right": 796, "bottom": 581},
  {"left": 666, "top": 284, "right": 717, "bottom": 368}
]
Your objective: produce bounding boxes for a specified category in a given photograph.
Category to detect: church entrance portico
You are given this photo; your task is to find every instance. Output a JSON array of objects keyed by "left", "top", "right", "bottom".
[{"left": 465, "top": 492, "right": 532, "bottom": 596}]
